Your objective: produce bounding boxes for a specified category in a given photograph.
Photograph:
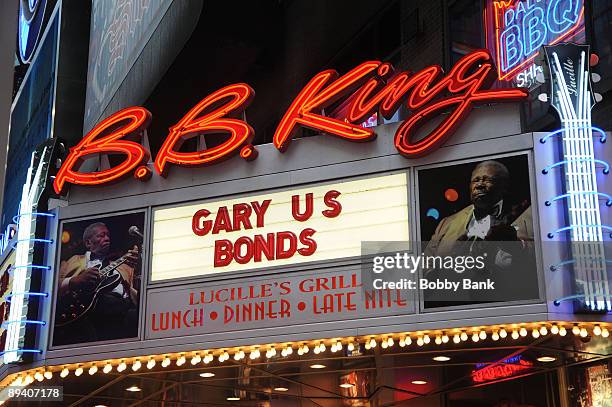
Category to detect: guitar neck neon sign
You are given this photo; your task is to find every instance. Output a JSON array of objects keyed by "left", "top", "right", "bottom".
[
  {"left": 488, "top": 0, "right": 584, "bottom": 81},
  {"left": 53, "top": 49, "right": 527, "bottom": 194}
]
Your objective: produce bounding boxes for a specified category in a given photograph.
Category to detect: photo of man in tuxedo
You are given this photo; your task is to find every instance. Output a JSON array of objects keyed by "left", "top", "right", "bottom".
[{"left": 420, "top": 157, "right": 538, "bottom": 305}]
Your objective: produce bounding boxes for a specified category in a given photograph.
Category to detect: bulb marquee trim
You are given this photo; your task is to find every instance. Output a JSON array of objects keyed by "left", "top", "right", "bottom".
[{"left": 0, "top": 321, "right": 607, "bottom": 393}]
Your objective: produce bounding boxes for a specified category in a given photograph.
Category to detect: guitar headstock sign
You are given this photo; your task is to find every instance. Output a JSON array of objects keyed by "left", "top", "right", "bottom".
[
  {"left": 485, "top": 0, "right": 585, "bottom": 87},
  {"left": 540, "top": 43, "right": 611, "bottom": 312},
  {"left": 53, "top": 49, "right": 528, "bottom": 194}
]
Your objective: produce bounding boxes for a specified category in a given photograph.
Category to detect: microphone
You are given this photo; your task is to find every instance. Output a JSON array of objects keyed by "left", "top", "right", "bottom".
[{"left": 128, "top": 226, "right": 144, "bottom": 240}]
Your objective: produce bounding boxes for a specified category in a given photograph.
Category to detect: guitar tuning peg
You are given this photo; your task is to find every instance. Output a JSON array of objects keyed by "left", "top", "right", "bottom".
[
  {"left": 594, "top": 93, "right": 603, "bottom": 103},
  {"left": 536, "top": 72, "right": 545, "bottom": 84},
  {"left": 591, "top": 73, "right": 601, "bottom": 83},
  {"left": 538, "top": 93, "right": 549, "bottom": 102}
]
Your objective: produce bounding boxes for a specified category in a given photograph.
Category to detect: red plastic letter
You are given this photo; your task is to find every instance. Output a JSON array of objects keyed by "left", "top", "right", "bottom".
[
  {"left": 155, "top": 83, "right": 255, "bottom": 176},
  {"left": 53, "top": 107, "right": 151, "bottom": 194},
  {"left": 273, "top": 62, "right": 380, "bottom": 152}
]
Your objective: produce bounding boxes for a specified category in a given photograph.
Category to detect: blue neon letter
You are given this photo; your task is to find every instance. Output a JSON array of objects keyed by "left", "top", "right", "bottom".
[
  {"left": 500, "top": 25, "right": 523, "bottom": 72},
  {"left": 547, "top": 0, "right": 582, "bottom": 34},
  {"left": 524, "top": 7, "right": 546, "bottom": 56}
]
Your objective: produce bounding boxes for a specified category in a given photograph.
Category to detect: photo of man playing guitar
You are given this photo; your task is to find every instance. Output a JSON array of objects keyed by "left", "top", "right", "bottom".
[{"left": 53, "top": 214, "right": 144, "bottom": 346}]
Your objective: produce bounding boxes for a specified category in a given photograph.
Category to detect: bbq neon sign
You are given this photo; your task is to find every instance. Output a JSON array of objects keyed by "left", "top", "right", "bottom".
[
  {"left": 487, "top": 0, "right": 584, "bottom": 81},
  {"left": 53, "top": 50, "right": 527, "bottom": 194}
]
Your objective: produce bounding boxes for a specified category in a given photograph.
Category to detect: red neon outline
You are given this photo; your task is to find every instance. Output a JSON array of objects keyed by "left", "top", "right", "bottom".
[
  {"left": 154, "top": 83, "right": 255, "bottom": 176},
  {"left": 273, "top": 62, "right": 380, "bottom": 152},
  {"left": 394, "top": 50, "right": 527, "bottom": 157},
  {"left": 488, "top": 0, "right": 585, "bottom": 81},
  {"left": 472, "top": 359, "right": 533, "bottom": 383},
  {"left": 56, "top": 51, "right": 528, "bottom": 192},
  {"left": 53, "top": 106, "right": 152, "bottom": 194},
  {"left": 240, "top": 144, "right": 258, "bottom": 161}
]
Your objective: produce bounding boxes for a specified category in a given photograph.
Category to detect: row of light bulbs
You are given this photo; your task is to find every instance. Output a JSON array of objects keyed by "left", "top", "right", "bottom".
[{"left": 4, "top": 322, "right": 609, "bottom": 388}]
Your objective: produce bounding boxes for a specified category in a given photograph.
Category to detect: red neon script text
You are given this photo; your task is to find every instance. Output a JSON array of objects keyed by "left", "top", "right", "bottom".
[{"left": 54, "top": 50, "right": 527, "bottom": 194}]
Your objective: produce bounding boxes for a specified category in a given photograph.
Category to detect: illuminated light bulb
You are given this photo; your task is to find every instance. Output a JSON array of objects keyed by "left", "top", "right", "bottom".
[
  {"left": 75, "top": 367, "right": 84, "bottom": 377},
  {"left": 319, "top": 343, "right": 326, "bottom": 352},
  {"left": 287, "top": 346, "right": 293, "bottom": 355},
  {"left": 103, "top": 363, "right": 112, "bottom": 374},
  {"left": 453, "top": 334, "right": 460, "bottom": 344},
  {"left": 399, "top": 338, "right": 406, "bottom": 347},
  {"left": 369, "top": 338, "right": 377, "bottom": 348},
  {"left": 24, "top": 375, "right": 34, "bottom": 385},
  {"left": 492, "top": 332, "right": 499, "bottom": 341},
  {"left": 572, "top": 325, "right": 580, "bottom": 335},
  {"left": 251, "top": 349, "right": 259, "bottom": 359},
  {"left": 435, "top": 336, "right": 442, "bottom": 345},
  {"left": 539, "top": 326, "right": 548, "bottom": 336},
  {"left": 224, "top": 351, "right": 230, "bottom": 359},
  {"left": 416, "top": 337, "right": 424, "bottom": 347},
  {"left": 302, "top": 345, "right": 309, "bottom": 354},
  {"left": 405, "top": 337, "right": 412, "bottom": 346},
  {"left": 602, "top": 328, "right": 609, "bottom": 338},
  {"left": 348, "top": 342, "right": 355, "bottom": 351},
  {"left": 512, "top": 330, "right": 519, "bottom": 340},
  {"left": 34, "top": 372, "right": 44, "bottom": 382},
  {"left": 191, "top": 354, "right": 201, "bottom": 365},
  {"left": 442, "top": 335, "right": 449, "bottom": 343},
  {"left": 364, "top": 342, "right": 371, "bottom": 350},
  {"left": 532, "top": 329, "right": 540, "bottom": 338},
  {"left": 281, "top": 348, "right": 288, "bottom": 357},
  {"left": 297, "top": 347, "right": 303, "bottom": 356},
  {"left": 236, "top": 350, "right": 244, "bottom": 360},
  {"left": 176, "top": 355, "right": 186, "bottom": 366},
  {"left": 132, "top": 360, "right": 141, "bottom": 371},
  {"left": 268, "top": 348, "right": 275, "bottom": 357},
  {"left": 60, "top": 368, "right": 69, "bottom": 378},
  {"left": 559, "top": 327, "right": 567, "bottom": 336},
  {"left": 44, "top": 371, "right": 52, "bottom": 380},
  {"left": 147, "top": 359, "right": 156, "bottom": 369},
  {"left": 162, "top": 357, "right": 171, "bottom": 367},
  {"left": 381, "top": 340, "right": 388, "bottom": 349},
  {"left": 313, "top": 346, "right": 320, "bottom": 354},
  {"left": 593, "top": 326, "right": 602, "bottom": 336},
  {"left": 519, "top": 328, "right": 527, "bottom": 337},
  {"left": 460, "top": 332, "right": 468, "bottom": 341},
  {"left": 12, "top": 376, "right": 22, "bottom": 386},
  {"left": 471, "top": 333, "right": 479, "bottom": 342},
  {"left": 423, "top": 335, "right": 431, "bottom": 344},
  {"left": 580, "top": 328, "right": 588, "bottom": 338},
  {"left": 88, "top": 365, "right": 98, "bottom": 375},
  {"left": 387, "top": 338, "right": 394, "bottom": 347},
  {"left": 117, "top": 361, "right": 127, "bottom": 372},
  {"left": 551, "top": 325, "right": 559, "bottom": 335},
  {"left": 239, "top": 350, "right": 246, "bottom": 359},
  {"left": 479, "top": 331, "right": 486, "bottom": 340},
  {"left": 499, "top": 329, "right": 507, "bottom": 338}
]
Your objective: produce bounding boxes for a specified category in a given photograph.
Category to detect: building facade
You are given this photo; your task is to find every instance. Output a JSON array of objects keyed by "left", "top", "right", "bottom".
[{"left": 0, "top": 1, "right": 610, "bottom": 406}]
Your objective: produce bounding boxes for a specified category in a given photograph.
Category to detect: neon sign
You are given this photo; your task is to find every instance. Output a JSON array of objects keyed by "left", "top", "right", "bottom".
[
  {"left": 486, "top": 0, "right": 584, "bottom": 81},
  {"left": 17, "top": 0, "right": 48, "bottom": 64},
  {"left": 54, "top": 49, "right": 527, "bottom": 194},
  {"left": 472, "top": 355, "right": 533, "bottom": 383}
]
